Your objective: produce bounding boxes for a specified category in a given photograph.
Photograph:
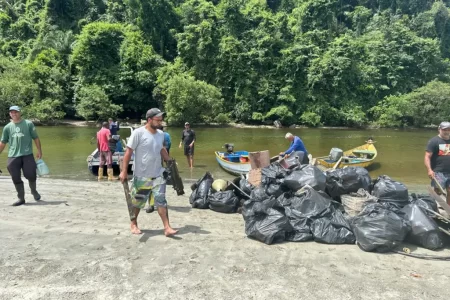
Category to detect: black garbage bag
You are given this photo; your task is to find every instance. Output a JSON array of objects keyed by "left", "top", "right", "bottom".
[
  {"left": 190, "top": 172, "right": 214, "bottom": 209},
  {"left": 401, "top": 204, "right": 444, "bottom": 250},
  {"left": 352, "top": 203, "right": 411, "bottom": 252},
  {"left": 284, "top": 186, "right": 333, "bottom": 242},
  {"left": 282, "top": 165, "right": 326, "bottom": 192},
  {"left": 325, "top": 167, "right": 371, "bottom": 199},
  {"left": 372, "top": 175, "right": 409, "bottom": 208},
  {"left": 250, "top": 187, "right": 269, "bottom": 202},
  {"left": 242, "top": 195, "right": 282, "bottom": 218},
  {"left": 239, "top": 177, "right": 254, "bottom": 198},
  {"left": 244, "top": 208, "right": 292, "bottom": 245},
  {"left": 409, "top": 193, "right": 438, "bottom": 217},
  {"left": 261, "top": 162, "right": 287, "bottom": 182},
  {"left": 310, "top": 209, "right": 356, "bottom": 244},
  {"left": 208, "top": 190, "right": 240, "bottom": 213},
  {"left": 265, "top": 183, "right": 284, "bottom": 197},
  {"left": 285, "top": 206, "right": 313, "bottom": 242}
]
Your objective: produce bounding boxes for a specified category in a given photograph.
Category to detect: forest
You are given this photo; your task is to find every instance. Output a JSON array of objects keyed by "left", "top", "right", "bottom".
[{"left": 0, "top": 0, "right": 450, "bottom": 127}]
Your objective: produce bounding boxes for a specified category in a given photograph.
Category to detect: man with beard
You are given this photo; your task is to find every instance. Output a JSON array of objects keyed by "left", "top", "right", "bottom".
[
  {"left": 425, "top": 121, "right": 450, "bottom": 205},
  {"left": 119, "top": 108, "right": 178, "bottom": 236}
]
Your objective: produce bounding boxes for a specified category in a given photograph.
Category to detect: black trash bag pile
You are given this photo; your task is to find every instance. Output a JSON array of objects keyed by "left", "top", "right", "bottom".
[
  {"left": 325, "top": 167, "right": 371, "bottom": 199},
  {"left": 189, "top": 172, "right": 214, "bottom": 209},
  {"left": 208, "top": 190, "right": 240, "bottom": 213},
  {"left": 239, "top": 177, "right": 254, "bottom": 199},
  {"left": 401, "top": 204, "right": 444, "bottom": 250},
  {"left": 283, "top": 165, "right": 326, "bottom": 192},
  {"left": 285, "top": 186, "right": 355, "bottom": 244},
  {"left": 372, "top": 175, "right": 409, "bottom": 209},
  {"left": 261, "top": 162, "right": 288, "bottom": 184},
  {"left": 352, "top": 203, "right": 411, "bottom": 252}
]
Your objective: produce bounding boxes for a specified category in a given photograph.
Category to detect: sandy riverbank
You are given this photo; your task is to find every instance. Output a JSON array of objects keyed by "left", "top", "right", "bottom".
[{"left": 1, "top": 177, "right": 449, "bottom": 300}]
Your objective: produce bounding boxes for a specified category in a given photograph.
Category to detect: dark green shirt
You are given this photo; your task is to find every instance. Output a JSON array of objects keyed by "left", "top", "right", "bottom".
[{"left": 1, "top": 120, "right": 39, "bottom": 158}]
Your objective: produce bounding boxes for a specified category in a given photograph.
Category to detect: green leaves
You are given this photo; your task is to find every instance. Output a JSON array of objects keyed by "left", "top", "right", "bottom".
[{"left": 75, "top": 84, "right": 122, "bottom": 121}]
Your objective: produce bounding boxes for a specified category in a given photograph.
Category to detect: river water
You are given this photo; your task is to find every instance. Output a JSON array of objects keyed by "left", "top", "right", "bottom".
[{"left": 0, "top": 125, "right": 437, "bottom": 188}]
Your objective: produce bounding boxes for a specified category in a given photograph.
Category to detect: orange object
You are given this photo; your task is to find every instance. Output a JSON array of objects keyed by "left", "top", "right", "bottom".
[{"left": 240, "top": 157, "right": 247, "bottom": 163}]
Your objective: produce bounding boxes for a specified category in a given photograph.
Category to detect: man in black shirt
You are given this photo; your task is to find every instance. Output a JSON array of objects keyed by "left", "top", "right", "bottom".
[
  {"left": 179, "top": 122, "right": 195, "bottom": 168},
  {"left": 425, "top": 121, "right": 450, "bottom": 205}
]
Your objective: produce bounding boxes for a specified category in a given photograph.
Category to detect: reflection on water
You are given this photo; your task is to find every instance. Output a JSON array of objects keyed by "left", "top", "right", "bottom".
[{"left": 0, "top": 125, "right": 438, "bottom": 187}]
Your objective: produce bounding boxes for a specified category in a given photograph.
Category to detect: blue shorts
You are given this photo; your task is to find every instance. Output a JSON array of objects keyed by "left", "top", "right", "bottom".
[
  {"left": 130, "top": 176, "right": 167, "bottom": 209},
  {"left": 432, "top": 172, "right": 450, "bottom": 189}
]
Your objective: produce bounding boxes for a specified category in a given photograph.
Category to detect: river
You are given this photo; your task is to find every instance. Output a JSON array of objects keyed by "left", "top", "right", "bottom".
[{"left": 0, "top": 125, "right": 437, "bottom": 188}]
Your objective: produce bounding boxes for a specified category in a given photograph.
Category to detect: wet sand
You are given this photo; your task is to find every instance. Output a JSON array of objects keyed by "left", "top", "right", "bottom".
[{"left": 0, "top": 177, "right": 449, "bottom": 300}]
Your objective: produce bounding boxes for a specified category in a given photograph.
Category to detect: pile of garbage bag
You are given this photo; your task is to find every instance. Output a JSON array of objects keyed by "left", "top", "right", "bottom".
[{"left": 189, "top": 161, "right": 449, "bottom": 252}]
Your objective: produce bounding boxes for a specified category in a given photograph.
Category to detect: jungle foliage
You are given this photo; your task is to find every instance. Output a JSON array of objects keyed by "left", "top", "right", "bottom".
[{"left": 0, "top": 0, "right": 449, "bottom": 126}]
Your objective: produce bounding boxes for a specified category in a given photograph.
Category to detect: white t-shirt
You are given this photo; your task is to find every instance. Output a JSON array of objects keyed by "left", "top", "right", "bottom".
[{"left": 127, "top": 127, "right": 164, "bottom": 178}]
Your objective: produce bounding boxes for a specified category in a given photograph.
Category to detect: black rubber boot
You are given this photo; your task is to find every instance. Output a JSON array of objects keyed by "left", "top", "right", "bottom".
[
  {"left": 146, "top": 206, "right": 155, "bottom": 213},
  {"left": 29, "top": 181, "right": 41, "bottom": 201},
  {"left": 12, "top": 183, "right": 25, "bottom": 206}
]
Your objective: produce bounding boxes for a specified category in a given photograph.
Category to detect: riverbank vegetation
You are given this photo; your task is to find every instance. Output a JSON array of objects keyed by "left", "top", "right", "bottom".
[{"left": 0, "top": 0, "right": 449, "bottom": 127}]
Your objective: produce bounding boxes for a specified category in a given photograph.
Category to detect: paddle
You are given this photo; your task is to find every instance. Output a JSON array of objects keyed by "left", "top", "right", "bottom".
[
  {"left": 332, "top": 156, "right": 343, "bottom": 170},
  {"left": 119, "top": 155, "right": 136, "bottom": 221}
]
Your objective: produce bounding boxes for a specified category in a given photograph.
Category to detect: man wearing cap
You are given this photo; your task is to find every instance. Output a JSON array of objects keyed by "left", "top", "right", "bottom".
[
  {"left": 119, "top": 108, "right": 178, "bottom": 236},
  {"left": 179, "top": 122, "right": 195, "bottom": 168},
  {"left": 425, "top": 121, "right": 450, "bottom": 205},
  {"left": 0, "top": 106, "right": 42, "bottom": 206}
]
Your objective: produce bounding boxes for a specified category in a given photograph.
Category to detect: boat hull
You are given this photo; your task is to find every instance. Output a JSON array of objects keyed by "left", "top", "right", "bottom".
[
  {"left": 315, "top": 143, "right": 377, "bottom": 169},
  {"left": 87, "top": 150, "right": 134, "bottom": 176},
  {"left": 215, "top": 151, "right": 251, "bottom": 175}
]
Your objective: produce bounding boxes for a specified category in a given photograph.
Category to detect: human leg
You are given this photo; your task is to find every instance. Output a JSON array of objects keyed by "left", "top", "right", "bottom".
[
  {"left": 130, "top": 177, "right": 153, "bottom": 234},
  {"left": 22, "top": 154, "right": 40, "bottom": 200},
  {"left": 106, "top": 151, "right": 116, "bottom": 181},
  {"left": 98, "top": 152, "right": 106, "bottom": 180},
  {"left": 7, "top": 156, "right": 25, "bottom": 206},
  {"left": 152, "top": 178, "right": 177, "bottom": 236}
]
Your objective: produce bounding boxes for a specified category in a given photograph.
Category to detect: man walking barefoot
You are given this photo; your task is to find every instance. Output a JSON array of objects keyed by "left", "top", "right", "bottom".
[
  {"left": 0, "top": 106, "right": 42, "bottom": 206},
  {"left": 119, "top": 108, "right": 178, "bottom": 236}
]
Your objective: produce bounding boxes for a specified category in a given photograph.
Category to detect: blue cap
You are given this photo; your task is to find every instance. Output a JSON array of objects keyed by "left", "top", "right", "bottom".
[{"left": 9, "top": 105, "right": 21, "bottom": 112}]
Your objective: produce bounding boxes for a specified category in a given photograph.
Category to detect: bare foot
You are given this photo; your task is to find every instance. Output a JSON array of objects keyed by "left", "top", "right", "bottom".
[
  {"left": 130, "top": 223, "right": 142, "bottom": 235},
  {"left": 164, "top": 227, "right": 178, "bottom": 237}
]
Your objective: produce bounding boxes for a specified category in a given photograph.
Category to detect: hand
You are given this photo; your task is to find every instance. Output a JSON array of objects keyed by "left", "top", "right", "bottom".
[
  {"left": 119, "top": 171, "right": 128, "bottom": 183},
  {"left": 279, "top": 152, "right": 284, "bottom": 156},
  {"left": 36, "top": 151, "right": 42, "bottom": 160},
  {"left": 189, "top": 144, "right": 193, "bottom": 148},
  {"left": 179, "top": 143, "right": 182, "bottom": 149},
  {"left": 427, "top": 169, "right": 435, "bottom": 180}
]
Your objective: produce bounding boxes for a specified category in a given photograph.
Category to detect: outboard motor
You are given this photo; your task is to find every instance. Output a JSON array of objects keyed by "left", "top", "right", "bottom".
[{"left": 223, "top": 143, "right": 235, "bottom": 154}]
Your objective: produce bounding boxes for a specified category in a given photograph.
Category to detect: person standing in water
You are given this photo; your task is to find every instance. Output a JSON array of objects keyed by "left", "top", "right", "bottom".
[
  {"left": 179, "top": 122, "right": 195, "bottom": 168},
  {"left": 0, "top": 106, "right": 43, "bottom": 206}
]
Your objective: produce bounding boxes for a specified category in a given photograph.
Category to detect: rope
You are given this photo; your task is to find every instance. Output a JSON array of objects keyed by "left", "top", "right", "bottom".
[{"left": 393, "top": 250, "right": 450, "bottom": 261}]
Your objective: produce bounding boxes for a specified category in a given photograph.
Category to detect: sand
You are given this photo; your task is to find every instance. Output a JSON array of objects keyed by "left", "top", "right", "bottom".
[{"left": 0, "top": 177, "right": 449, "bottom": 300}]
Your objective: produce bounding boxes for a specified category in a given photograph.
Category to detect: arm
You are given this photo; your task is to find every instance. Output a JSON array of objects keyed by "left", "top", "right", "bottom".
[
  {"left": 161, "top": 147, "right": 170, "bottom": 162},
  {"left": 424, "top": 151, "right": 434, "bottom": 179},
  {"left": 189, "top": 131, "right": 195, "bottom": 147},
  {"left": 179, "top": 131, "right": 184, "bottom": 148},
  {"left": 119, "top": 147, "right": 133, "bottom": 183},
  {"left": 34, "top": 138, "right": 42, "bottom": 159},
  {"left": 284, "top": 142, "right": 296, "bottom": 155},
  {"left": 0, "top": 142, "right": 7, "bottom": 155}
]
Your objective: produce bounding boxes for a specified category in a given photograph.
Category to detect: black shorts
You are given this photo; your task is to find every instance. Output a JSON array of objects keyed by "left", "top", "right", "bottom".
[{"left": 184, "top": 144, "right": 194, "bottom": 156}]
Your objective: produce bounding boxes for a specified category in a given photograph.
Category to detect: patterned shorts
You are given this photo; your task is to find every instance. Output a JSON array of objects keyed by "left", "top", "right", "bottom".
[
  {"left": 130, "top": 176, "right": 167, "bottom": 209},
  {"left": 432, "top": 172, "right": 450, "bottom": 189}
]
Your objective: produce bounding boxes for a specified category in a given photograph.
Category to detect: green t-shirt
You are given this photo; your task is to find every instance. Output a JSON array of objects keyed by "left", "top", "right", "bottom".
[{"left": 1, "top": 120, "right": 39, "bottom": 158}]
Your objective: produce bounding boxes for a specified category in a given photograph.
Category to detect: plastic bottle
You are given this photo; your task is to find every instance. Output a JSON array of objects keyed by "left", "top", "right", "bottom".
[{"left": 36, "top": 159, "right": 50, "bottom": 176}]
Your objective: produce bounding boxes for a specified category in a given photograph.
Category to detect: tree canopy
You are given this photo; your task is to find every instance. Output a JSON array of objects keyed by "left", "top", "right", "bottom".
[{"left": 0, "top": 0, "right": 449, "bottom": 126}]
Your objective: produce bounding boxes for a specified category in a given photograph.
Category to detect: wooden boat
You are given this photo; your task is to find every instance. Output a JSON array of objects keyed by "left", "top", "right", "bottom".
[
  {"left": 314, "top": 141, "right": 377, "bottom": 169},
  {"left": 215, "top": 150, "right": 251, "bottom": 175},
  {"left": 86, "top": 126, "right": 135, "bottom": 176}
]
